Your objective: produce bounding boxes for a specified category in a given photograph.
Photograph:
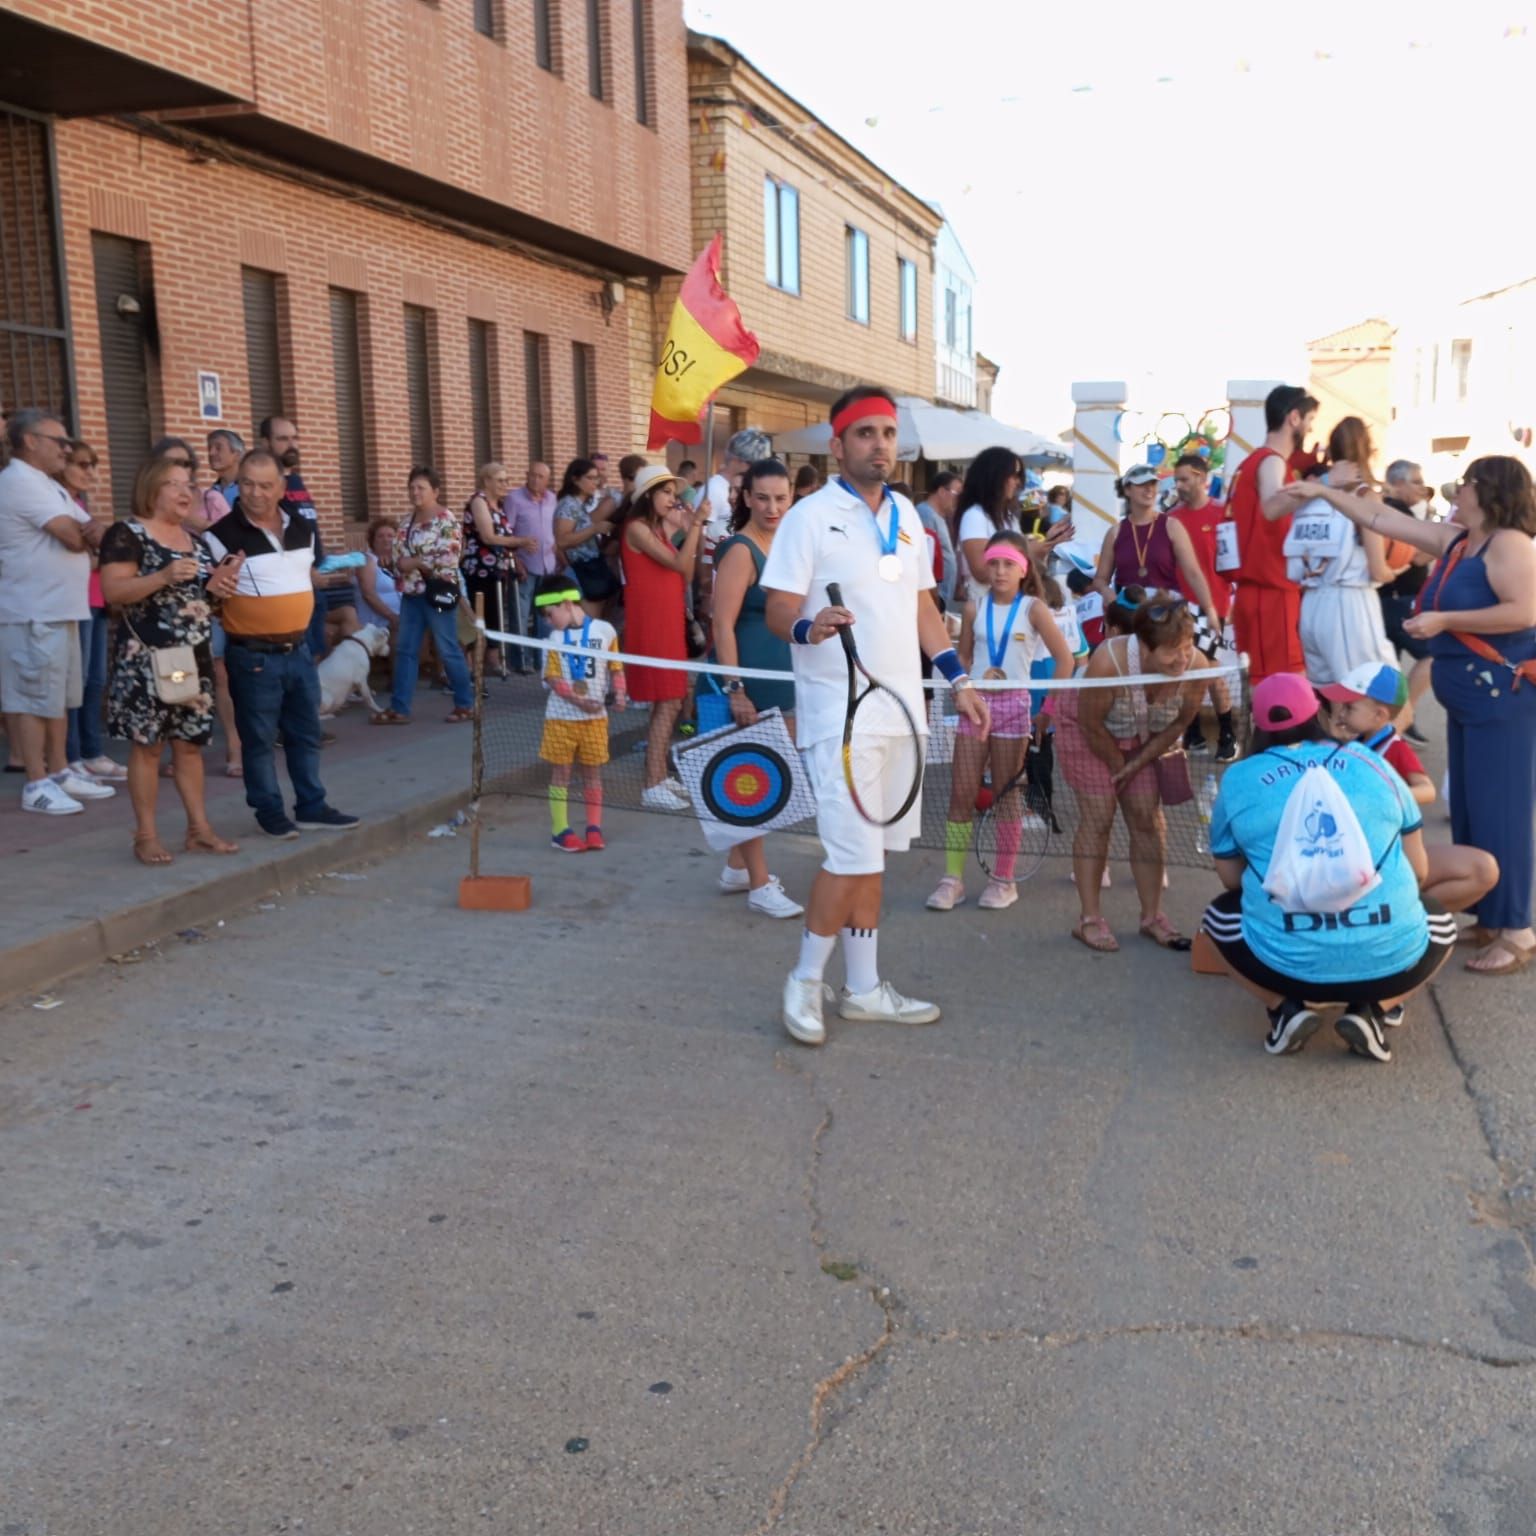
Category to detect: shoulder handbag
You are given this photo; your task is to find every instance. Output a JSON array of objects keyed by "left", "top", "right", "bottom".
[
  {"left": 123, "top": 611, "right": 200, "bottom": 705},
  {"left": 404, "top": 513, "right": 463, "bottom": 612}
]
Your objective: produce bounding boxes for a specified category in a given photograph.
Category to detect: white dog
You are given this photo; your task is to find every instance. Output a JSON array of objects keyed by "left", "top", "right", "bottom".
[{"left": 317, "top": 623, "right": 391, "bottom": 717}]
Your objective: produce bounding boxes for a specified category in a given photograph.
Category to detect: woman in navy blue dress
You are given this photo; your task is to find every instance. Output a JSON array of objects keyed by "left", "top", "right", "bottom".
[{"left": 1313, "top": 454, "right": 1536, "bottom": 975}]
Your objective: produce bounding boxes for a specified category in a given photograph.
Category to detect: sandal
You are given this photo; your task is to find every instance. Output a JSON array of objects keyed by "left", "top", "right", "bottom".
[
  {"left": 1457, "top": 924, "right": 1497, "bottom": 949},
  {"left": 1466, "top": 937, "right": 1536, "bottom": 976},
  {"left": 185, "top": 825, "right": 239, "bottom": 855},
  {"left": 444, "top": 707, "right": 475, "bottom": 723},
  {"left": 1072, "top": 915, "right": 1119, "bottom": 953},
  {"left": 132, "top": 833, "right": 173, "bottom": 867},
  {"left": 224, "top": 762, "right": 244, "bottom": 778},
  {"left": 1140, "top": 914, "right": 1193, "bottom": 951},
  {"left": 370, "top": 710, "right": 411, "bottom": 725}
]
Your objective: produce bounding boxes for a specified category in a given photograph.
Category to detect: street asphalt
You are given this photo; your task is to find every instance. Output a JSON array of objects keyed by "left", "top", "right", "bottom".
[{"left": 4, "top": 698, "right": 1536, "bottom": 1535}]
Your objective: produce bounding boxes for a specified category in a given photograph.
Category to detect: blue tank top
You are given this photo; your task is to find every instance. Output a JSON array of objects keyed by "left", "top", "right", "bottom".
[{"left": 1421, "top": 530, "right": 1536, "bottom": 665}]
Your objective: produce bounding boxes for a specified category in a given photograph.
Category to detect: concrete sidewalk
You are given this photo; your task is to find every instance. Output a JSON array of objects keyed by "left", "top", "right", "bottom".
[{"left": 0, "top": 683, "right": 494, "bottom": 1004}]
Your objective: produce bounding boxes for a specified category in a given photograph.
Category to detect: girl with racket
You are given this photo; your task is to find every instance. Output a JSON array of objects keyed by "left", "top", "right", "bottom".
[{"left": 928, "top": 533, "right": 1075, "bottom": 913}]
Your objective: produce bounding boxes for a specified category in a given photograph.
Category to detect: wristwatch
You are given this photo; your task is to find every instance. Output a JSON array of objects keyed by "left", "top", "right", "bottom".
[{"left": 724, "top": 679, "right": 745, "bottom": 695}]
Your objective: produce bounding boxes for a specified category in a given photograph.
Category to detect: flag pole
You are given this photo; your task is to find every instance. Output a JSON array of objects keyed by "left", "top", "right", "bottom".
[{"left": 704, "top": 401, "right": 716, "bottom": 485}]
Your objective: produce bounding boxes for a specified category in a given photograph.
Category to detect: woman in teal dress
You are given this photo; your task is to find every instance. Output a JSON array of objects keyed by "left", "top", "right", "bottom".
[{"left": 710, "top": 458, "right": 803, "bottom": 918}]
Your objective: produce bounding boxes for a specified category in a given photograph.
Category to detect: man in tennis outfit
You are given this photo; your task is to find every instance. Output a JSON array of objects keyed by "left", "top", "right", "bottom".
[{"left": 763, "top": 387, "right": 990, "bottom": 1046}]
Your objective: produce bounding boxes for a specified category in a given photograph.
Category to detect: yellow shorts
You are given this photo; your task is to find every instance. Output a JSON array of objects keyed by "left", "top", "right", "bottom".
[{"left": 539, "top": 716, "right": 610, "bottom": 767}]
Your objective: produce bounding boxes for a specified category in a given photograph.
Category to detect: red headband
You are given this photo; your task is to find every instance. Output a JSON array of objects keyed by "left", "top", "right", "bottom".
[{"left": 831, "top": 396, "right": 898, "bottom": 439}]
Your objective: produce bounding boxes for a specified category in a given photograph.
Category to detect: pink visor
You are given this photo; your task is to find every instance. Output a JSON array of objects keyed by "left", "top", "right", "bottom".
[{"left": 983, "top": 543, "right": 1031, "bottom": 572}]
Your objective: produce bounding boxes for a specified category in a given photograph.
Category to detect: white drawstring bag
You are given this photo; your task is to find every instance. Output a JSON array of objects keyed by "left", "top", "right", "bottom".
[{"left": 1261, "top": 757, "right": 1382, "bottom": 914}]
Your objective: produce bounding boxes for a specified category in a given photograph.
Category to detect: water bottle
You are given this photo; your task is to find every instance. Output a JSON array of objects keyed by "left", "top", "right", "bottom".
[{"left": 1195, "top": 770, "right": 1218, "bottom": 856}]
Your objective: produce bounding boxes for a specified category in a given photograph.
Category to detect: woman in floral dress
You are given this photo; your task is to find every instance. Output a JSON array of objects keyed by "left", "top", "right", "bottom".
[
  {"left": 99, "top": 456, "right": 243, "bottom": 865},
  {"left": 373, "top": 466, "right": 476, "bottom": 724}
]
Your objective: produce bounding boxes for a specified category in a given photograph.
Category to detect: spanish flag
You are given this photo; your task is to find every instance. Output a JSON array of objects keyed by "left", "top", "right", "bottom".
[{"left": 646, "top": 234, "right": 760, "bottom": 449}]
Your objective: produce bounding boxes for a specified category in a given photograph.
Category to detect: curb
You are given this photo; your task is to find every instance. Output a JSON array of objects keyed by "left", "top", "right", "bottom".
[{"left": 1, "top": 785, "right": 470, "bottom": 1006}]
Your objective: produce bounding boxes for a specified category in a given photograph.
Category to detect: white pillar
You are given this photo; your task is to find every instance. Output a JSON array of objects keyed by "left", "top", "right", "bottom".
[
  {"left": 1224, "top": 379, "right": 1282, "bottom": 496},
  {"left": 1070, "top": 381, "right": 1126, "bottom": 530}
]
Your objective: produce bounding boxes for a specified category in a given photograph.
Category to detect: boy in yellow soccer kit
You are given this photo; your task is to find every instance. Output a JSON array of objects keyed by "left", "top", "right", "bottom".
[{"left": 536, "top": 578, "right": 626, "bottom": 852}]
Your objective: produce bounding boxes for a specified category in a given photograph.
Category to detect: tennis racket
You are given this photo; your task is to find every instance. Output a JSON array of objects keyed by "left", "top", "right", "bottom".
[
  {"left": 825, "top": 581, "right": 924, "bottom": 827},
  {"left": 973, "top": 763, "right": 1054, "bottom": 882}
]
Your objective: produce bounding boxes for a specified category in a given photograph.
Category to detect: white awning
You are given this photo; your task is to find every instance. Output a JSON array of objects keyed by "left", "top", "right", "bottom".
[{"left": 770, "top": 396, "right": 1070, "bottom": 468}]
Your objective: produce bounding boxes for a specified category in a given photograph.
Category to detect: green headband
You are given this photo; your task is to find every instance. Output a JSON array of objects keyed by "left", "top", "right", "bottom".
[{"left": 535, "top": 588, "right": 583, "bottom": 609}]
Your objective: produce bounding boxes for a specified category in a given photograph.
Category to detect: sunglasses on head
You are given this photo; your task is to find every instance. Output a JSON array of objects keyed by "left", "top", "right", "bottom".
[{"left": 1141, "top": 598, "right": 1188, "bottom": 623}]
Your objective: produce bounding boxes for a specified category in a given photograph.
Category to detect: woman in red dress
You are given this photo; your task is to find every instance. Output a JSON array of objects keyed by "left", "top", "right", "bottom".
[{"left": 621, "top": 465, "right": 710, "bottom": 809}]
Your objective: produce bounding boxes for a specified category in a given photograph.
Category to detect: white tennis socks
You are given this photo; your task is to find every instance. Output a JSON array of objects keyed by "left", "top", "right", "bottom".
[
  {"left": 794, "top": 929, "right": 837, "bottom": 983},
  {"left": 792, "top": 927, "right": 879, "bottom": 993},
  {"left": 841, "top": 927, "right": 879, "bottom": 994}
]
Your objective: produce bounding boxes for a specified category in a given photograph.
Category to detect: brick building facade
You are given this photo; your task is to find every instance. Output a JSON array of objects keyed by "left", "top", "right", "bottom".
[
  {"left": 0, "top": 0, "right": 692, "bottom": 540},
  {"left": 680, "top": 32, "right": 942, "bottom": 456}
]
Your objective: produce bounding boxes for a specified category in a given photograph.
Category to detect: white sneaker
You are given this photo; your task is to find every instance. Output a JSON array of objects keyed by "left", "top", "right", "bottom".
[
  {"left": 748, "top": 877, "right": 804, "bottom": 919},
  {"left": 838, "top": 981, "right": 941, "bottom": 1025},
  {"left": 718, "top": 864, "right": 751, "bottom": 894},
  {"left": 665, "top": 775, "right": 687, "bottom": 797},
  {"left": 977, "top": 878, "right": 1018, "bottom": 910},
  {"left": 925, "top": 875, "right": 966, "bottom": 911},
  {"left": 782, "top": 973, "right": 831, "bottom": 1046},
  {"left": 53, "top": 769, "right": 114, "bottom": 800},
  {"left": 641, "top": 782, "right": 689, "bottom": 811},
  {"left": 77, "top": 756, "right": 127, "bottom": 781},
  {"left": 22, "top": 778, "right": 83, "bottom": 815}
]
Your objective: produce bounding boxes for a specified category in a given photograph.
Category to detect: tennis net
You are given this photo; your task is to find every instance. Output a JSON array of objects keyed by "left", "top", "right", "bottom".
[{"left": 473, "top": 628, "right": 1251, "bottom": 873}]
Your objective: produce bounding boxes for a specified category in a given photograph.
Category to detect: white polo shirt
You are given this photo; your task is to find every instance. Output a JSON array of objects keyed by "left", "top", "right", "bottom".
[
  {"left": 0, "top": 457, "right": 91, "bottom": 624},
  {"left": 760, "top": 478, "right": 934, "bottom": 749}
]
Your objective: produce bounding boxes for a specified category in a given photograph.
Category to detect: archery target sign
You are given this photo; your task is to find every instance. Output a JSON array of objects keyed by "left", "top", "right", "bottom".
[
  {"left": 702, "top": 741, "right": 792, "bottom": 826},
  {"left": 673, "top": 707, "right": 818, "bottom": 851}
]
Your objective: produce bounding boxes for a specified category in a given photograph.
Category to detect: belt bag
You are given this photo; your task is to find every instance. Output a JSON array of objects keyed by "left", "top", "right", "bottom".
[
  {"left": 423, "top": 576, "right": 461, "bottom": 613},
  {"left": 126, "top": 616, "right": 200, "bottom": 705}
]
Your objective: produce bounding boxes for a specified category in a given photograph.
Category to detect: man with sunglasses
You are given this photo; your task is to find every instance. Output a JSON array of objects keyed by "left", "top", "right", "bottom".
[{"left": 0, "top": 408, "right": 115, "bottom": 815}]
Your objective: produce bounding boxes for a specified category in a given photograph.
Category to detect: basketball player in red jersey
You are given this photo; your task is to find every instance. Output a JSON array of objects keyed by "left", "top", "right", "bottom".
[{"left": 1223, "top": 385, "right": 1318, "bottom": 684}]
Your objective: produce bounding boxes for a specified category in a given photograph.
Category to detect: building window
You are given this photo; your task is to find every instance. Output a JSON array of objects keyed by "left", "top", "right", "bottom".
[
  {"left": 403, "top": 303, "right": 437, "bottom": 469},
  {"left": 632, "top": 0, "right": 651, "bottom": 124},
  {"left": 965, "top": 302, "right": 972, "bottom": 357},
  {"left": 586, "top": 0, "right": 607, "bottom": 100},
  {"left": 474, "top": 0, "right": 499, "bottom": 38},
  {"left": 242, "top": 267, "right": 286, "bottom": 433},
  {"left": 944, "top": 288, "right": 957, "bottom": 349},
  {"left": 845, "top": 227, "right": 869, "bottom": 325},
  {"left": 524, "top": 331, "right": 549, "bottom": 463},
  {"left": 898, "top": 258, "right": 917, "bottom": 343},
  {"left": 329, "top": 288, "right": 370, "bottom": 522},
  {"left": 469, "top": 320, "right": 497, "bottom": 472},
  {"left": 1452, "top": 337, "right": 1473, "bottom": 402},
  {"left": 534, "top": 0, "right": 558, "bottom": 71},
  {"left": 1431, "top": 342, "right": 1440, "bottom": 404},
  {"left": 763, "top": 177, "right": 800, "bottom": 294},
  {"left": 571, "top": 342, "right": 597, "bottom": 456}
]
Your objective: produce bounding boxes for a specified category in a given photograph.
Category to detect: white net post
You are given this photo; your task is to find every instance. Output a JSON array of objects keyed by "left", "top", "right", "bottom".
[{"left": 1070, "top": 381, "right": 1127, "bottom": 533}]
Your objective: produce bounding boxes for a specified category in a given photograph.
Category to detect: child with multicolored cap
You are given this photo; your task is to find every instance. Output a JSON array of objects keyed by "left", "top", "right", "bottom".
[
  {"left": 1321, "top": 660, "right": 1497, "bottom": 920},
  {"left": 536, "top": 575, "right": 626, "bottom": 853}
]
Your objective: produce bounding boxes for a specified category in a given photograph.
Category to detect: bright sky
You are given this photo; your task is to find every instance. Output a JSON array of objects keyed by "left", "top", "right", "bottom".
[{"left": 683, "top": 0, "right": 1536, "bottom": 435}]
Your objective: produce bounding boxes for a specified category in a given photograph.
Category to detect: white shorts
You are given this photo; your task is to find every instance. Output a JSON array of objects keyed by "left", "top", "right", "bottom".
[
  {"left": 0, "top": 620, "right": 83, "bottom": 718},
  {"left": 802, "top": 733, "right": 924, "bottom": 877}
]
